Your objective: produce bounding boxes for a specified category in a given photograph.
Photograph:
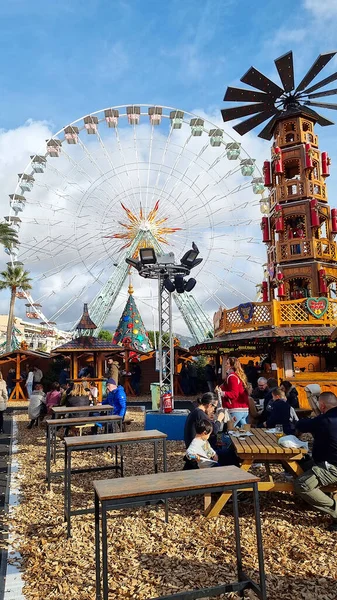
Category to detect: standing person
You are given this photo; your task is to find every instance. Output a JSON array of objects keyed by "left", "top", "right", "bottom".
[
  {"left": 188, "top": 361, "right": 198, "bottom": 395},
  {"left": 280, "top": 380, "right": 299, "bottom": 409},
  {"left": 46, "top": 382, "right": 61, "bottom": 414},
  {"left": 26, "top": 367, "right": 34, "bottom": 398},
  {"left": 102, "top": 378, "right": 127, "bottom": 419},
  {"left": 130, "top": 360, "right": 141, "bottom": 396},
  {"left": 0, "top": 372, "right": 8, "bottom": 434},
  {"left": 105, "top": 358, "right": 119, "bottom": 384},
  {"left": 295, "top": 392, "right": 337, "bottom": 532},
  {"left": 59, "top": 366, "right": 70, "bottom": 386},
  {"left": 27, "top": 383, "right": 45, "bottom": 429},
  {"left": 218, "top": 357, "right": 249, "bottom": 427},
  {"left": 179, "top": 363, "right": 190, "bottom": 396},
  {"left": 33, "top": 366, "right": 43, "bottom": 384},
  {"left": 204, "top": 360, "right": 216, "bottom": 392},
  {"left": 244, "top": 360, "right": 258, "bottom": 388},
  {"left": 6, "top": 368, "right": 15, "bottom": 399}
]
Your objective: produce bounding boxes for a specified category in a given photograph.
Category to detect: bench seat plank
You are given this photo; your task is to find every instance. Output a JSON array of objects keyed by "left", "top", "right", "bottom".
[{"left": 64, "top": 429, "right": 167, "bottom": 447}]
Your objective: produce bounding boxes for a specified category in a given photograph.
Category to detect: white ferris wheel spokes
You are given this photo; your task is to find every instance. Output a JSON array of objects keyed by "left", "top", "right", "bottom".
[{"left": 7, "top": 105, "right": 265, "bottom": 343}]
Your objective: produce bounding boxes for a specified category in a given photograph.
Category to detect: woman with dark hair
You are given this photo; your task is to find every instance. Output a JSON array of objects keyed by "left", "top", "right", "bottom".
[
  {"left": 280, "top": 380, "right": 299, "bottom": 409},
  {"left": 184, "top": 392, "right": 224, "bottom": 449}
]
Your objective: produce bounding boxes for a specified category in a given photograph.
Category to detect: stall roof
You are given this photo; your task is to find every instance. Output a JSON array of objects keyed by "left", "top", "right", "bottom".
[
  {"left": 0, "top": 349, "right": 51, "bottom": 363},
  {"left": 51, "top": 338, "right": 150, "bottom": 354},
  {"left": 191, "top": 326, "right": 335, "bottom": 352}
]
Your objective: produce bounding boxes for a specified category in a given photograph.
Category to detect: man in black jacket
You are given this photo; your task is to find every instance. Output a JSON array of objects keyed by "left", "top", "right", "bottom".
[{"left": 295, "top": 391, "right": 337, "bottom": 531}]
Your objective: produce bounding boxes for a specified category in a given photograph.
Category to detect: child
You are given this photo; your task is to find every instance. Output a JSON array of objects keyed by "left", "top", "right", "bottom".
[
  {"left": 27, "top": 384, "right": 46, "bottom": 428},
  {"left": 266, "top": 387, "right": 298, "bottom": 435},
  {"left": 185, "top": 420, "right": 219, "bottom": 468}
]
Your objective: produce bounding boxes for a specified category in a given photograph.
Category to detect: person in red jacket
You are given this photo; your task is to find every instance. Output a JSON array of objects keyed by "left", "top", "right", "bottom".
[{"left": 217, "top": 357, "right": 249, "bottom": 427}]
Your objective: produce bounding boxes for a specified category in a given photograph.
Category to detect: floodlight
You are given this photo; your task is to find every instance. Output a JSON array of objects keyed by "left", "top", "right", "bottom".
[
  {"left": 184, "top": 278, "right": 196, "bottom": 292},
  {"left": 174, "top": 274, "right": 185, "bottom": 294},
  {"left": 163, "top": 277, "right": 175, "bottom": 293},
  {"left": 139, "top": 247, "right": 157, "bottom": 265},
  {"left": 125, "top": 257, "right": 140, "bottom": 271},
  {"left": 180, "top": 242, "right": 203, "bottom": 269}
]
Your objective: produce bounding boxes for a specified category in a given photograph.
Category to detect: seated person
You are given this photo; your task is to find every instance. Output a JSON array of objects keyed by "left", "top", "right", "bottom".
[
  {"left": 265, "top": 387, "right": 298, "bottom": 435},
  {"left": 46, "top": 382, "right": 61, "bottom": 415},
  {"left": 247, "top": 383, "right": 259, "bottom": 427},
  {"left": 257, "top": 378, "right": 278, "bottom": 425},
  {"left": 102, "top": 378, "right": 127, "bottom": 419},
  {"left": 27, "top": 384, "right": 46, "bottom": 429},
  {"left": 185, "top": 420, "right": 218, "bottom": 468},
  {"left": 281, "top": 380, "right": 299, "bottom": 408},
  {"left": 252, "top": 377, "right": 269, "bottom": 402},
  {"left": 66, "top": 383, "right": 91, "bottom": 417},
  {"left": 184, "top": 392, "right": 224, "bottom": 449},
  {"left": 295, "top": 392, "right": 337, "bottom": 532}
]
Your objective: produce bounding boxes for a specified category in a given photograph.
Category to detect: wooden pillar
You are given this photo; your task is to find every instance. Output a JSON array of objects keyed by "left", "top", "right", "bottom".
[
  {"left": 73, "top": 353, "right": 78, "bottom": 379},
  {"left": 96, "top": 353, "right": 103, "bottom": 401},
  {"left": 275, "top": 343, "right": 285, "bottom": 383}
]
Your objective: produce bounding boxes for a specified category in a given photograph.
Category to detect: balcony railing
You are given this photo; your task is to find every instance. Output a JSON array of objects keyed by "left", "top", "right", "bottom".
[
  {"left": 313, "top": 238, "right": 337, "bottom": 261},
  {"left": 215, "top": 298, "right": 337, "bottom": 336},
  {"left": 277, "top": 238, "right": 337, "bottom": 263}
]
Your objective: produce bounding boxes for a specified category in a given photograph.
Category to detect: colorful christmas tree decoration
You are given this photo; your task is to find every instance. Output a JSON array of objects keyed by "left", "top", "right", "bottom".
[{"left": 112, "top": 282, "right": 153, "bottom": 352}]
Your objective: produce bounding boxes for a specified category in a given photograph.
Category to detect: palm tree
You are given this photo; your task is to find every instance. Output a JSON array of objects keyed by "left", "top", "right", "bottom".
[
  {"left": 0, "top": 266, "right": 32, "bottom": 352},
  {"left": 0, "top": 223, "right": 19, "bottom": 250}
]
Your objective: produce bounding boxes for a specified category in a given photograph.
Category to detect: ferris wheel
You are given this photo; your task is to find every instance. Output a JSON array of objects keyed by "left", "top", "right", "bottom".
[{"left": 6, "top": 104, "right": 266, "bottom": 343}]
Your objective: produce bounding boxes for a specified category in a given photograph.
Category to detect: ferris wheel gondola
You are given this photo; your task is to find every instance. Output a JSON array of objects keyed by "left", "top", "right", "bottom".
[{"left": 6, "top": 104, "right": 266, "bottom": 342}]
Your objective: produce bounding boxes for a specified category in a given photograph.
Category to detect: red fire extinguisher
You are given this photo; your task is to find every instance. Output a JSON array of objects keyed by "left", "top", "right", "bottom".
[
  {"left": 331, "top": 208, "right": 337, "bottom": 233},
  {"left": 262, "top": 281, "right": 269, "bottom": 302},
  {"left": 273, "top": 147, "right": 283, "bottom": 174},
  {"left": 162, "top": 392, "right": 173, "bottom": 414},
  {"left": 261, "top": 216, "right": 271, "bottom": 242},
  {"left": 321, "top": 151, "right": 330, "bottom": 177},
  {"left": 263, "top": 160, "right": 272, "bottom": 186},
  {"left": 319, "top": 268, "right": 327, "bottom": 294},
  {"left": 305, "top": 143, "right": 313, "bottom": 169},
  {"left": 275, "top": 203, "right": 284, "bottom": 232},
  {"left": 277, "top": 272, "right": 285, "bottom": 298},
  {"left": 310, "top": 199, "right": 320, "bottom": 227}
]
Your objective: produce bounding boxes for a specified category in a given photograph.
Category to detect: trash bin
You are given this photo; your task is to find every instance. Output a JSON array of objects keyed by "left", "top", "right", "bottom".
[{"left": 150, "top": 383, "right": 161, "bottom": 411}]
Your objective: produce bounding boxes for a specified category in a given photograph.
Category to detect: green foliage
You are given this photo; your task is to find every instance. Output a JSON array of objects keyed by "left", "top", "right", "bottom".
[
  {"left": 0, "top": 223, "right": 19, "bottom": 250},
  {"left": 0, "top": 265, "right": 32, "bottom": 291},
  {"left": 98, "top": 329, "right": 113, "bottom": 341},
  {"left": 147, "top": 330, "right": 170, "bottom": 347}
]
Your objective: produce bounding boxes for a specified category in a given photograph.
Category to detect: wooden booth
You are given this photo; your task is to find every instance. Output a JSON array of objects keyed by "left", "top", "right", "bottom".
[{"left": 0, "top": 348, "right": 51, "bottom": 401}]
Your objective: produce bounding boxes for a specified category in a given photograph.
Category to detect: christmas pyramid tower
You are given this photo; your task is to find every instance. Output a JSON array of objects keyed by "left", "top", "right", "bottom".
[{"left": 112, "top": 282, "right": 152, "bottom": 352}]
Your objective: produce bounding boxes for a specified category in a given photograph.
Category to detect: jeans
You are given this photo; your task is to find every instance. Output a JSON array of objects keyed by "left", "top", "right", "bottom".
[
  {"left": 228, "top": 409, "right": 249, "bottom": 428},
  {"left": 26, "top": 382, "right": 33, "bottom": 398},
  {"left": 206, "top": 381, "right": 214, "bottom": 392},
  {"left": 294, "top": 458, "right": 337, "bottom": 520}
]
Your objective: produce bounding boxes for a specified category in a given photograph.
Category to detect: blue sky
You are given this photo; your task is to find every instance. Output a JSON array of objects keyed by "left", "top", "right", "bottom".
[
  {"left": 1, "top": 0, "right": 337, "bottom": 335},
  {"left": 1, "top": 0, "right": 337, "bottom": 131}
]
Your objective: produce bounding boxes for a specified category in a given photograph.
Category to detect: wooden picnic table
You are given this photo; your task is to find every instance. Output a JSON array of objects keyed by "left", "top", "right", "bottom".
[
  {"left": 45, "top": 415, "right": 123, "bottom": 489},
  {"left": 64, "top": 429, "right": 167, "bottom": 538},
  {"left": 51, "top": 404, "right": 112, "bottom": 418},
  {"left": 207, "top": 428, "right": 307, "bottom": 518},
  {"left": 93, "top": 466, "right": 266, "bottom": 600}
]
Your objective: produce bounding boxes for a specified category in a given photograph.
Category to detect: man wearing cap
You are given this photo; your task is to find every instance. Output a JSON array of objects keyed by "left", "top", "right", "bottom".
[{"left": 102, "top": 378, "right": 127, "bottom": 419}]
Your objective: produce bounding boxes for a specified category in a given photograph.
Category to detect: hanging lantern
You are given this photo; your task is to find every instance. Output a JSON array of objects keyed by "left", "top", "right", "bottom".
[
  {"left": 261, "top": 216, "right": 271, "bottom": 242},
  {"left": 263, "top": 160, "right": 272, "bottom": 186},
  {"left": 321, "top": 151, "right": 330, "bottom": 177},
  {"left": 319, "top": 268, "right": 327, "bottom": 294},
  {"left": 331, "top": 208, "right": 337, "bottom": 233},
  {"left": 310, "top": 199, "right": 320, "bottom": 227},
  {"left": 277, "top": 272, "right": 285, "bottom": 298},
  {"left": 262, "top": 281, "right": 269, "bottom": 302},
  {"left": 275, "top": 203, "right": 284, "bottom": 232},
  {"left": 272, "top": 147, "right": 283, "bottom": 174},
  {"left": 305, "top": 143, "right": 313, "bottom": 169}
]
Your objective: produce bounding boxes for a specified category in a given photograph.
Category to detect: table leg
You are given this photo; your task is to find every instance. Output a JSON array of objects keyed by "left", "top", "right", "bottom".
[
  {"left": 285, "top": 460, "right": 304, "bottom": 477},
  {"left": 46, "top": 425, "right": 51, "bottom": 490},
  {"left": 163, "top": 438, "right": 167, "bottom": 472},
  {"left": 154, "top": 441, "right": 158, "bottom": 474},
  {"left": 252, "top": 481, "right": 267, "bottom": 600},
  {"left": 95, "top": 491, "right": 101, "bottom": 600},
  {"left": 232, "top": 489, "right": 244, "bottom": 596},
  {"left": 120, "top": 445, "right": 124, "bottom": 477},
  {"left": 66, "top": 449, "right": 72, "bottom": 538},
  {"left": 205, "top": 460, "right": 253, "bottom": 518},
  {"left": 53, "top": 426, "right": 57, "bottom": 465},
  {"left": 102, "top": 503, "right": 109, "bottom": 600}
]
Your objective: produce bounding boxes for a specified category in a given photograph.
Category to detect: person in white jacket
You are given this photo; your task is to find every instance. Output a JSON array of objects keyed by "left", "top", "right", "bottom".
[
  {"left": 27, "top": 384, "right": 46, "bottom": 428},
  {"left": 26, "top": 368, "right": 34, "bottom": 398},
  {"left": 0, "top": 372, "right": 8, "bottom": 434}
]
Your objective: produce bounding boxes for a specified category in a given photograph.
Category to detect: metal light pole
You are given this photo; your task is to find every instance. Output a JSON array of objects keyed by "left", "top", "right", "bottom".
[{"left": 158, "top": 274, "right": 175, "bottom": 408}]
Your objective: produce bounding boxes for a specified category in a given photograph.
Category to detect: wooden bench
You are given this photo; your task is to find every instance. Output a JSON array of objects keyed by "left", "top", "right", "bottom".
[
  {"left": 64, "top": 429, "right": 167, "bottom": 538},
  {"left": 93, "top": 467, "right": 266, "bottom": 600},
  {"left": 45, "top": 415, "right": 123, "bottom": 489}
]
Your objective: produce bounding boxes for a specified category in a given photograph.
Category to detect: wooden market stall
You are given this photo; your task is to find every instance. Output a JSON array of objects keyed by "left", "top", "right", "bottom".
[{"left": 0, "top": 348, "right": 50, "bottom": 401}]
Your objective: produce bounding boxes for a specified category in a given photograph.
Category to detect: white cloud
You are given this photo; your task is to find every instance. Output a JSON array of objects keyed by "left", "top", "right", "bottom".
[{"left": 304, "top": 0, "right": 337, "bottom": 17}]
